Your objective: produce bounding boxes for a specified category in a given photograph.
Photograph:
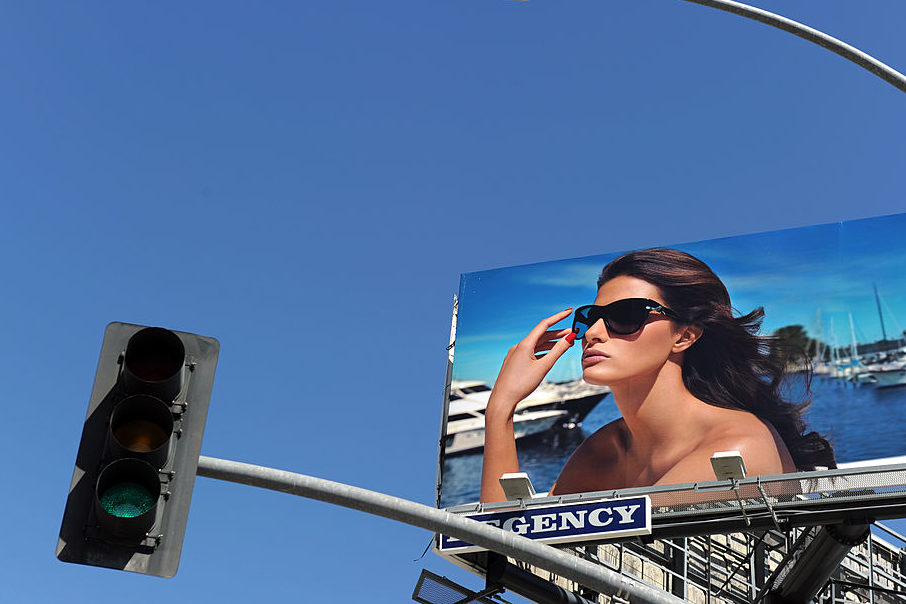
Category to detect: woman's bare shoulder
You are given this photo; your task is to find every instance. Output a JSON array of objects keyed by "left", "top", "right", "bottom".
[
  {"left": 658, "top": 409, "right": 796, "bottom": 485},
  {"left": 712, "top": 413, "right": 797, "bottom": 474}
]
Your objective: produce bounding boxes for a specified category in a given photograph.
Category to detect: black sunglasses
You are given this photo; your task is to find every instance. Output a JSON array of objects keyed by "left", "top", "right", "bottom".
[{"left": 572, "top": 298, "right": 680, "bottom": 338}]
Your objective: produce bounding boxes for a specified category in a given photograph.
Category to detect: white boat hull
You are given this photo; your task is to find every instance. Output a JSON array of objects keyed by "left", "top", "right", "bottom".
[
  {"left": 869, "top": 368, "right": 906, "bottom": 388},
  {"left": 443, "top": 379, "right": 610, "bottom": 457},
  {"left": 444, "top": 410, "right": 567, "bottom": 456}
]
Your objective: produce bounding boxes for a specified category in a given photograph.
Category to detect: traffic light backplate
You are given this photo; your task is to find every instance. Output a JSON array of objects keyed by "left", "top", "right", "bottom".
[{"left": 57, "top": 322, "right": 219, "bottom": 578}]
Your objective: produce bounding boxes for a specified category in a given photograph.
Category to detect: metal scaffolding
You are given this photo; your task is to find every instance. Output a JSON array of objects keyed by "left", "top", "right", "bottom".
[
  {"left": 451, "top": 522, "right": 906, "bottom": 603},
  {"left": 441, "top": 465, "right": 906, "bottom": 602}
]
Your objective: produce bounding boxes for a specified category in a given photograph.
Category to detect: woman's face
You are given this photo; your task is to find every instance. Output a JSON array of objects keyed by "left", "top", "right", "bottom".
[{"left": 581, "top": 275, "right": 683, "bottom": 387}]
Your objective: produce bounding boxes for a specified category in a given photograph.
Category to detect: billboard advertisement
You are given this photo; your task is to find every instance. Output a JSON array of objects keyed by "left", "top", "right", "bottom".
[{"left": 438, "top": 213, "right": 906, "bottom": 509}]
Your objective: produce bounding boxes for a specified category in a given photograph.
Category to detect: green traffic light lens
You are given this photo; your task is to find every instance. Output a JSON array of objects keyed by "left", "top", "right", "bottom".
[
  {"left": 94, "top": 458, "right": 161, "bottom": 538},
  {"left": 99, "top": 482, "right": 156, "bottom": 518}
]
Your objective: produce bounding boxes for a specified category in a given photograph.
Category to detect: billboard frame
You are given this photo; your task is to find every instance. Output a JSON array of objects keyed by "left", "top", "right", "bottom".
[{"left": 437, "top": 462, "right": 906, "bottom": 553}]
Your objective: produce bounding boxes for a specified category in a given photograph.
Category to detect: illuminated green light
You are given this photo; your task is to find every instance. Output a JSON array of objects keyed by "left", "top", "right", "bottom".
[{"left": 99, "top": 483, "right": 156, "bottom": 518}]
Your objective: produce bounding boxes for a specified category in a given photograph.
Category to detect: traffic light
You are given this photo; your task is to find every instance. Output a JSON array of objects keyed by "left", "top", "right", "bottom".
[{"left": 57, "top": 322, "right": 219, "bottom": 577}]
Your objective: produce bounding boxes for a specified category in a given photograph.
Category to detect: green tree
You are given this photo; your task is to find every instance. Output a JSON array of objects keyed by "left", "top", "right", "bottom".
[{"left": 772, "top": 324, "right": 814, "bottom": 367}]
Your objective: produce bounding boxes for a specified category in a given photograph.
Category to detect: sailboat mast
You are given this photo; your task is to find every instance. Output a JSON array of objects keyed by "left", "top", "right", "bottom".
[
  {"left": 849, "top": 313, "right": 858, "bottom": 361},
  {"left": 874, "top": 283, "right": 889, "bottom": 341}
]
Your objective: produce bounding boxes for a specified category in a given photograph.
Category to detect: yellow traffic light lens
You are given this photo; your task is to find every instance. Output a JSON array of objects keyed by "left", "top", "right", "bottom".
[
  {"left": 99, "top": 482, "right": 156, "bottom": 518},
  {"left": 109, "top": 395, "right": 174, "bottom": 467},
  {"left": 114, "top": 419, "right": 169, "bottom": 453}
]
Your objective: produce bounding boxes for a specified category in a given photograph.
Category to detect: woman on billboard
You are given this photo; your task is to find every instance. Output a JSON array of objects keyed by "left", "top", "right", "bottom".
[{"left": 480, "top": 248, "right": 835, "bottom": 502}]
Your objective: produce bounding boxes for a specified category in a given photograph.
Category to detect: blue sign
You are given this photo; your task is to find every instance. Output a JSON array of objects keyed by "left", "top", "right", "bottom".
[{"left": 438, "top": 496, "right": 651, "bottom": 554}]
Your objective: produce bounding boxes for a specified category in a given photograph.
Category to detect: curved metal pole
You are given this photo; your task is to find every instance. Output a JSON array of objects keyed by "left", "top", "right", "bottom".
[
  {"left": 680, "top": 0, "right": 906, "bottom": 94},
  {"left": 196, "top": 456, "right": 683, "bottom": 604}
]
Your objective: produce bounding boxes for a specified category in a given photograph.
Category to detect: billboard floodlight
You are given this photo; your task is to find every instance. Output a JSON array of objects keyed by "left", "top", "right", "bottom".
[
  {"left": 711, "top": 451, "right": 747, "bottom": 481},
  {"left": 498, "top": 473, "right": 539, "bottom": 502},
  {"left": 412, "top": 569, "right": 505, "bottom": 604}
]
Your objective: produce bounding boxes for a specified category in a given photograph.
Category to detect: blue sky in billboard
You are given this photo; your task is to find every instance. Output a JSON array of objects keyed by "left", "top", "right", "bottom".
[{"left": 454, "top": 214, "right": 906, "bottom": 385}]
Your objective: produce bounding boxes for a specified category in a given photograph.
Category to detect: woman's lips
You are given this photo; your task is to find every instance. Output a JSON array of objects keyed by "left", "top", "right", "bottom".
[{"left": 582, "top": 350, "right": 609, "bottom": 366}]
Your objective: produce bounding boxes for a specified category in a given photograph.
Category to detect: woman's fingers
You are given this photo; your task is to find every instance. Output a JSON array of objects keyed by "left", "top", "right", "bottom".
[
  {"left": 538, "top": 327, "right": 574, "bottom": 341},
  {"left": 525, "top": 309, "right": 574, "bottom": 343},
  {"left": 534, "top": 329, "right": 575, "bottom": 353},
  {"left": 537, "top": 328, "right": 577, "bottom": 370},
  {"left": 520, "top": 311, "right": 574, "bottom": 354}
]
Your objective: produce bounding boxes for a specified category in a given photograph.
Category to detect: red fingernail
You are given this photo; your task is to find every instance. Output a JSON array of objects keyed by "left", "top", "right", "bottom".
[{"left": 565, "top": 332, "right": 577, "bottom": 344}]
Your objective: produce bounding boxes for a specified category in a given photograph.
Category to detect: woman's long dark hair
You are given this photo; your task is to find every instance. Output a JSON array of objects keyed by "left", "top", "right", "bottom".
[{"left": 598, "top": 248, "right": 836, "bottom": 471}]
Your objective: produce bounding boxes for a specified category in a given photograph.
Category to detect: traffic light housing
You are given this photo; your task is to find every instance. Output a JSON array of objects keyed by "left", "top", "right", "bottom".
[{"left": 57, "top": 322, "right": 219, "bottom": 577}]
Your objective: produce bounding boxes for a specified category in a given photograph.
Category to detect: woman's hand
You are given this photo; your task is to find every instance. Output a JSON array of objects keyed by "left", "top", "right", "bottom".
[
  {"left": 481, "top": 308, "right": 577, "bottom": 502},
  {"left": 488, "top": 308, "right": 577, "bottom": 413}
]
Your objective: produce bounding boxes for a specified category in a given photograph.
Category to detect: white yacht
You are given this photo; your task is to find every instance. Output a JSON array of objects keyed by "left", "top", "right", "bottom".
[
  {"left": 444, "top": 399, "right": 567, "bottom": 456},
  {"left": 866, "top": 358, "right": 906, "bottom": 388},
  {"left": 442, "top": 380, "right": 609, "bottom": 456}
]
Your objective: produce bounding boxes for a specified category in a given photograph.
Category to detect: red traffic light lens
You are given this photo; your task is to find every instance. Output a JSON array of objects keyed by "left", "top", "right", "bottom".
[{"left": 123, "top": 328, "right": 185, "bottom": 400}]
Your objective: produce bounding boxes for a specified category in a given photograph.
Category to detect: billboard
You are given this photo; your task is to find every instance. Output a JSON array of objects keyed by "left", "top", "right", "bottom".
[{"left": 438, "top": 213, "right": 906, "bottom": 509}]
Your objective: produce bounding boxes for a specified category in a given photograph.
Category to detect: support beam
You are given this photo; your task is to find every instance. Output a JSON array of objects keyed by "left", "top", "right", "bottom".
[
  {"left": 763, "top": 522, "right": 870, "bottom": 603},
  {"left": 484, "top": 552, "right": 598, "bottom": 604}
]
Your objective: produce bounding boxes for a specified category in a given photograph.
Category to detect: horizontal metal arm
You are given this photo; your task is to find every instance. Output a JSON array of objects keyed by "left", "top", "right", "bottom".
[{"left": 196, "top": 456, "right": 683, "bottom": 604}]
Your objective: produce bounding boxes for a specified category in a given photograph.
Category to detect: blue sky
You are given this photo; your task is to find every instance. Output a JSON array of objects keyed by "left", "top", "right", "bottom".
[{"left": 2, "top": 1, "right": 905, "bottom": 602}]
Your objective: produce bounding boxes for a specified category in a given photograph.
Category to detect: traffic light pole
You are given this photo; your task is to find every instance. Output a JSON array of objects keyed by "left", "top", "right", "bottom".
[{"left": 196, "top": 456, "right": 683, "bottom": 604}]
